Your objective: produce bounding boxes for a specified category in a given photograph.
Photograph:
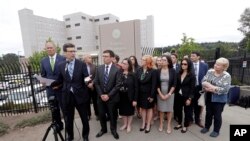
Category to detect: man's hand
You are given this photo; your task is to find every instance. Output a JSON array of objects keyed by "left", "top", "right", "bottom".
[
  {"left": 132, "top": 101, "right": 137, "bottom": 107},
  {"left": 87, "top": 82, "right": 94, "bottom": 90}
]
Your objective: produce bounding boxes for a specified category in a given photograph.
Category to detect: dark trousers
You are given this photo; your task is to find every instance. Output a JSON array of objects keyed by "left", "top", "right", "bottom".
[
  {"left": 192, "top": 86, "right": 202, "bottom": 123},
  {"left": 175, "top": 94, "right": 193, "bottom": 127},
  {"left": 46, "top": 88, "right": 63, "bottom": 128},
  {"left": 205, "top": 101, "right": 225, "bottom": 133},
  {"left": 63, "top": 93, "right": 89, "bottom": 139},
  {"left": 97, "top": 99, "right": 118, "bottom": 132},
  {"left": 173, "top": 93, "right": 179, "bottom": 121},
  {"left": 87, "top": 88, "right": 99, "bottom": 117}
]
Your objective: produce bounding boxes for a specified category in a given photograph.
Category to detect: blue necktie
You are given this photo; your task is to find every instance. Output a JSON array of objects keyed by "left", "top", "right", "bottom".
[{"left": 104, "top": 65, "right": 109, "bottom": 87}]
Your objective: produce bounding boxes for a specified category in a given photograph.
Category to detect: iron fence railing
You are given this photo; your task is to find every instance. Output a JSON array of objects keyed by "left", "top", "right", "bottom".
[{"left": 0, "top": 62, "right": 48, "bottom": 116}]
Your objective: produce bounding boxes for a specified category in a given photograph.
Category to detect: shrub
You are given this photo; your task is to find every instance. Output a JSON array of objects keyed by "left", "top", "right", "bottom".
[
  {"left": 0, "top": 121, "right": 9, "bottom": 136},
  {"left": 15, "top": 111, "right": 51, "bottom": 129}
]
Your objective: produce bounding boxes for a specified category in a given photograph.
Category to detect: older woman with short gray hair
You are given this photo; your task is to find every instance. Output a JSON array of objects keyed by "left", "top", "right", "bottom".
[{"left": 200, "top": 57, "right": 231, "bottom": 138}]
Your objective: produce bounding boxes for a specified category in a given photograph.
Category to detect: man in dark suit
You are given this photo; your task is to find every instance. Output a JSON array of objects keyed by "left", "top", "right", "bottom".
[
  {"left": 190, "top": 52, "right": 208, "bottom": 128},
  {"left": 53, "top": 43, "right": 90, "bottom": 141},
  {"left": 41, "top": 41, "right": 65, "bottom": 131},
  {"left": 171, "top": 53, "right": 180, "bottom": 122},
  {"left": 83, "top": 54, "right": 99, "bottom": 120},
  {"left": 95, "top": 50, "right": 121, "bottom": 140}
]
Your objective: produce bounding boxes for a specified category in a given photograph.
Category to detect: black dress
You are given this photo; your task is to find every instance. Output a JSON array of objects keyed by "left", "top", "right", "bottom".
[{"left": 119, "top": 73, "right": 138, "bottom": 116}]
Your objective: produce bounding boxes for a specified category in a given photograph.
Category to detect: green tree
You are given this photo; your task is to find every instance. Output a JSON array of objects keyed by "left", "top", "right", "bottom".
[
  {"left": 238, "top": 8, "right": 250, "bottom": 51},
  {"left": 0, "top": 53, "right": 21, "bottom": 74},
  {"left": 177, "top": 33, "right": 203, "bottom": 59}
]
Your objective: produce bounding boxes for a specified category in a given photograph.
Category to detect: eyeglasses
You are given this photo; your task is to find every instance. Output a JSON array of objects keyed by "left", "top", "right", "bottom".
[
  {"left": 181, "top": 63, "right": 188, "bottom": 66},
  {"left": 67, "top": 51, "right": 76, "bottom": 53}
]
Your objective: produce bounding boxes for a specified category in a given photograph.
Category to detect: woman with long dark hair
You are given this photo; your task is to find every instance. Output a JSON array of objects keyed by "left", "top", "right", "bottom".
[
  {"left": 119, "top": 58, "right": 138, "bottom": 133},
  {"left": 174, "top": 58, "right": 196, "bottom": 133}
]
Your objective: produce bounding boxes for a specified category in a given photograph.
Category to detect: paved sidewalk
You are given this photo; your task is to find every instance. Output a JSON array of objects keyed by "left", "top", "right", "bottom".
[{"left": 44, "top": 105, "right": 250, "bottom": 141}]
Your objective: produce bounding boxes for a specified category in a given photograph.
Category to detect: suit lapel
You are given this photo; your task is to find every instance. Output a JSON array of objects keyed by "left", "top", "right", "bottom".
[
  {"left": 106, "top": 64, "right": 115, "bottom": 85},
  {"left": 71, "top": 60, "right": 78, "bottom": 80}
]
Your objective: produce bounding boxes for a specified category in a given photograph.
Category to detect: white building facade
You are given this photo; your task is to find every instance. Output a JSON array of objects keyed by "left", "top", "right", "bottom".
[
  {"left": 18, "top": 9, "right": 66, "bottom": 57},
  {"left": 18, "top": 8, "right": 154, "bottom": 59}
]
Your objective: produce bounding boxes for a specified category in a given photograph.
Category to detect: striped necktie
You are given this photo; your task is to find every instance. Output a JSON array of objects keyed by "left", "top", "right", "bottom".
[{"left": 104, "top": 65, "right": 109, "bottom": 86}]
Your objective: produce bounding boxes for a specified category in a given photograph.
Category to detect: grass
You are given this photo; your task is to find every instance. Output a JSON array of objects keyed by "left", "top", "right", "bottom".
[
  {"left": 14, "top": 111, "right": 51, "bottom": 129},
  {"left": 0, "top": 121, "right": 10, "bottom": 136}
]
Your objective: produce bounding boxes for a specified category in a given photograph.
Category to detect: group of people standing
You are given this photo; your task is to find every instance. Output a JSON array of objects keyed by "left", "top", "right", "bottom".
[{"left": 41, "top": 40, "right": 231, "bottom": 141}]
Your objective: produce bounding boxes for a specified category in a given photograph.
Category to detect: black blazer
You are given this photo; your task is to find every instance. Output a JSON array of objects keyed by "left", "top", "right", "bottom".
[
  {"left": 156, "top": 68, "right": 176, "bottom": 93},
  {"left": 94, "top": 64, "right": 121, "bottom": 103},
  {"left": 175, "top": 72, "right": 196, "bottom": 99},
  {"left": 119, "top": 72, "right": 138, "bottom": 102},
  {"left": 55, "top": 59, "right": 89, "bottom": 105},
  {"left": 137, "top": 68, "right": 157, "bottom": 99}
]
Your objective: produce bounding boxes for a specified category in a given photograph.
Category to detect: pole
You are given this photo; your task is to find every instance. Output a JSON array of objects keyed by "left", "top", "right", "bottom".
[{"left": 241, "top": 50, "right": 247, "bottom": 84}]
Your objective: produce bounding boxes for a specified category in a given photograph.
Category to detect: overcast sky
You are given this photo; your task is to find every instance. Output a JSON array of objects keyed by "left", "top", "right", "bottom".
[{"left": 0, "top": 0, "right": 249, "bottom": 55}]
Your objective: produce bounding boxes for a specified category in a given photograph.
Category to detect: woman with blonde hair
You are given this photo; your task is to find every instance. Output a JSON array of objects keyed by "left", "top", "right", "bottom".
[
  {"left": 200, "top": 57, "right": 231, "bottom": 137},
  {"left": 137, "top": 55, "right": 157, "bottom": 133}
]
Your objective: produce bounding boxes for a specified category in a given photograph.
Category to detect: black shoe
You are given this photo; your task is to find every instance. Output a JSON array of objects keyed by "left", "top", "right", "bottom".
[
  {"left": 174, "top": 125, "right": 182, "bottom": 130},
  {"left": 111, "top": 131, "right": 119, "bottom": 139},
  {"left": 83, "top": 137, "right": 89, "bottom": 141},
  {"left": 181, "top": 127, "right": 187, "bottom": 133},
  {"left": 139, "top": 124, "right": 146, "bottom": 131},
  {"left": 145, "top": 126, "right": 151, "bottom": 133},
  {"left": 96, "top": 130, "right": 107, "bottom": 138},
  {"left": 56, "top": 123, "right": 64, "bottom": 132}
]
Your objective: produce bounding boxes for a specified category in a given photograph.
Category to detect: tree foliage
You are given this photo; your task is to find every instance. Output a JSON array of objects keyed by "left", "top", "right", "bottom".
[
  {"left": 238, "top": 8, "right": 250, "bottom": 51},
  {"left": 28, "top": 37, "right": 61, "bottom": 70},
  {"left": 177, "top": 33, "right": 203, "bottom": 59}
]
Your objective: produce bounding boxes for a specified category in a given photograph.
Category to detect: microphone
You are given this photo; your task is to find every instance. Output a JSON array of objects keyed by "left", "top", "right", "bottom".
[{"left": 65, "top": 60, "right": 70, "bottom": 71}]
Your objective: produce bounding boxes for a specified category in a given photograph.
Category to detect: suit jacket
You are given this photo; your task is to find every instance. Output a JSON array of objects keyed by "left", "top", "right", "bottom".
[
  {"left": 41, "top": 54, "right": 65, "bottom": 94},
  {"left": 156, "top": 68, "right": 176, "bottom": 93},
  {"left": 175, "top": 63, "right": 180, "bottom": 73},
  {"left": 55, "top": 59, "right": 89, "bottom": 105},
  {"left": 137, "top": 68, "right": 157, "bottom": 99},
  {"left": 41, "top": 54, "right": 65, "bottom": 80},
  {"left": 87, "top": 63, "right": 96, "bottom": 80},
  {"left": 175, "top": 72, "right": 196, "bottom": 99},
  {"left": 197, "top": 62, "right": 209, "bottom": 86},
  {"left": 94, "top": 64, "right": 121, "bottom": 103}
]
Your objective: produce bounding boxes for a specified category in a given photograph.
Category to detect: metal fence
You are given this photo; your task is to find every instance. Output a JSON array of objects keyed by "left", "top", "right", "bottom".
[{"left": 0, "top": 62, "right": 48, "bottom": 116}]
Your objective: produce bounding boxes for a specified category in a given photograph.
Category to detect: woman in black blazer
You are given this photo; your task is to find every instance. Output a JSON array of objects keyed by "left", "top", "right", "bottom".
[
  {"left": 174, "top": 58, "right": 196, "bottom": 133},
  {"left": 119, "top": 58, "right": 138, "bottom": 133},
  {"left": 137, "top": 55, "right": 157, "bottom": 133}
]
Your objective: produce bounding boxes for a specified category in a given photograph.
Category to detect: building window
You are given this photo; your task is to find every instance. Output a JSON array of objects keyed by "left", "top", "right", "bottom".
[
  {"left": 66, "top": 25, "right": 71, "bottom": 28},
  {"left": 96, "top": 45, "right": 99, "bottom": 49},
  {"left": 89, "top": 19, "right": 93, "bottom": 22},
  {"left": 77, "top": 47, "right": 82, "bottom": 50},
  {"left": 104, "top": 17, "right": 109, "bottom": 20},
  {"left": 95, "top": 36, "right": 98, "bottom": 40},
  {"left": 65, "top": 18, "right": 70, "bottom": 21},
  {"left": 94, "top": 19, "right": 99, "bottom": 22},
  {"left": 116, "top": 19, "right": 119, "bottom": 22},
  {"left": 76, "top": 36, "right": 81, "bottom": 39},
  {"left": 67, "top": 37, "right": 72, "bottom": 40},
  {"left": 82, "top": 16, "right": 86, "bottom": 20},
  {"left": 75, "top": 23, "right": 80, "bottom": 26}
]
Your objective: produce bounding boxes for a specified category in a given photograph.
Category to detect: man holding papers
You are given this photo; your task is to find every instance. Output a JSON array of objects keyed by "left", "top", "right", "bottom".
[{"left": 41, "top": 40, "right": 65, "bottom": 132}]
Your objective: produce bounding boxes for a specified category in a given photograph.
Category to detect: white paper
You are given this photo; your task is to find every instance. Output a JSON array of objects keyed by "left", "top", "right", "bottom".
[{"left": 34, "top": 74, "right": 55, "bottom": 86}]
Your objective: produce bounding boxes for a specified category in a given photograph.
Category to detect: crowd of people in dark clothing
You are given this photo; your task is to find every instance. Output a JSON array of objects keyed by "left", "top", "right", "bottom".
[{"left": 41, "top": 41, "right": 231, "bottom": 141}]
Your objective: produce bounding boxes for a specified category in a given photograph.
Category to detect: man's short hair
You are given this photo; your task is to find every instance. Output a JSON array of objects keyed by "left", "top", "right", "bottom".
[
  {"left": 103, "top": 50, "right": 115, "bottom": 57},
  {"left": 191, "top": 51, "right": 200, "bottom": 57},
  {"left": 63, "top": 43, "right": 75, "bottom": 52},
  {"left": 114, "top": 54, "right": 120, "bottom": 62}
]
